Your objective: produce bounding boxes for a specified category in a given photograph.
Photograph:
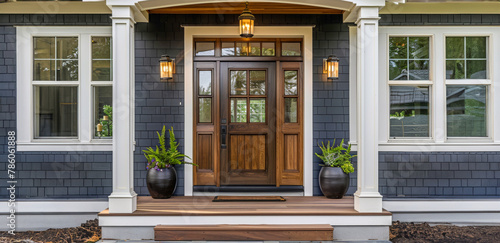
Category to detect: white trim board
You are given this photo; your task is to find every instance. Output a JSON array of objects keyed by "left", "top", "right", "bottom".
[
  {"left": 0, "top": 200, "right": 108, "bottom": 214},
  {"left": 184, "top": 26, "right": 314, "bottom": 196}
]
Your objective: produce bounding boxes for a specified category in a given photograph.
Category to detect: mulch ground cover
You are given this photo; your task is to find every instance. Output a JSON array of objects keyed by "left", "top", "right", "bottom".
[
  {"left": 0, "top": 219, "right": 100, "bottom": 243},
  {"left": 2, "top": 219, "right": 500, "bottom": 242},
  {"left": 390, "top": 221, "right": 500, "bottom": 243}
]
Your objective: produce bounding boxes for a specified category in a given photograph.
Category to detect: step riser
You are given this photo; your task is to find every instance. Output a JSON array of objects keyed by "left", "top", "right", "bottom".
[
  {"left": 154, "top": 224, "right": 334, "bottom": 241},
  {"left": 155, "top": 230, "right": 333, "bottom": 241}
]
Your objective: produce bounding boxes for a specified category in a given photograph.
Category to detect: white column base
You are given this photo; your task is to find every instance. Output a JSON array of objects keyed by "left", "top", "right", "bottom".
[
  {"left": 354, "top": 191, "right": 383, "bottom": 213},
  {"left": 108, "top": 192, "right": 137, "bottom": 213}
]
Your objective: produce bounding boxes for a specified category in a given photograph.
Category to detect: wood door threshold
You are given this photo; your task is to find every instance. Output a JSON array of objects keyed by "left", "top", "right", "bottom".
[{"left": 193, "top": 185, "right": 304, "bottom": 193}]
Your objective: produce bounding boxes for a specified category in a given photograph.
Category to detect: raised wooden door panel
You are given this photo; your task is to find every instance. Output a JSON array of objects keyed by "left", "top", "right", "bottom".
[
  {"left": 220, "top": 62, "right": 276, "bottom": 185},
  {"left": 277, "top": 62, "right": 303, "bottom": 186},
  {"left": 193, "top": 62, "right": 219, "bottom": 185}
]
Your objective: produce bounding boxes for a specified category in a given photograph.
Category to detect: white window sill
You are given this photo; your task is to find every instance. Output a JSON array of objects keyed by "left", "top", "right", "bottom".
[
  {"left": 17, "top": 141, "right": 113, "bottom": 152},
  {"left": 350, "top": 142, "right": 500, "bottom": 152}
]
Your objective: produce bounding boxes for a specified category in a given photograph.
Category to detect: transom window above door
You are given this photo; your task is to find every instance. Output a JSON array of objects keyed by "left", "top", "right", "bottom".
[{"left": 194, "top": 38, "right": 303, "bottom": 59}]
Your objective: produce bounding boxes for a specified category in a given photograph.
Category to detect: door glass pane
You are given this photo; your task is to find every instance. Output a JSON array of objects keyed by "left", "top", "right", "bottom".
[
  {"left": 35, "top": 86, "right": 78, "bottom": 138},
  {"left": 447, "top": 86, "right": 487, "bottom": 137},
  {"left": 222, "top": 42, "right": 235, "bottom": 56},
  {"left": 389, "top": 86, "right": 430, "bottom": 138},
  {"left": 236, "top": 42, "right": 248, "bottom": 56},
  {"left": 284, "top": 70, "right": 298, "bottom": 95},
  {"left": 195, "top": 42, "right": 215, "bottom": 56},
  {"left": 231, "top": 98, "right": 247, "bottom": 123},
  {"left": 199, "top": 98, "right": 212, "bottom": 123},
  {"left": 94, "top": 86, "right": 112, "bottom": 138},
  {"left": 281, "top": 42, "right": 301, "bottom": 56},
  {"left": 250, "top": 71, "right": 265, "bottom": 95},
  {"left": 230, "top": 70, "right": 247, "bottom": 95},
  {"left": 285, "top": 98, "right": 297, "bottom": 123},
  {"left": 249, "top": 42, "right": 261, "bottom": 56},
  {"left": 199, "top": 70, "right": 212, "bottom": 95},
  {"left": 262, "top": 42, "right": 275, "bottom": 56},
  {"left": 250, "top": 99, "right": 266, "bottom": 123},
  {"left": 92, "top": 36, "right": 112, "bottom": 81}
]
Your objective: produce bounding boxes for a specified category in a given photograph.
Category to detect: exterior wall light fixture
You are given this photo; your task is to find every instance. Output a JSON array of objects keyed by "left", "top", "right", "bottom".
[
  {"left": 323, "top": 55, "right": 339, "bottom": 80},
  {"left": 159, "top": 55, "right": 175, "bottom": 81},
  {"left": 239, "top": 2, "right": 255, "bottom": 38}
]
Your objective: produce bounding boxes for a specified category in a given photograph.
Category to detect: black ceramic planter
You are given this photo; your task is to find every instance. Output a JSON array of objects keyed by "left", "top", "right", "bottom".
[
  {"left": 146, "top": 166, "right": 177, "bottom": 199},
  {"left": 319, "top": 167, "right": 349, "bottom": 199}
]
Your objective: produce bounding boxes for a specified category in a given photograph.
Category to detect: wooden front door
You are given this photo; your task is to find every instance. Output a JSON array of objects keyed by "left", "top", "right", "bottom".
[
  {"left": 220, "top": 62, "right": 276, "bottom": 185},
  {"left": 193, "top": 38, "right": 304, "bottom": 188}
]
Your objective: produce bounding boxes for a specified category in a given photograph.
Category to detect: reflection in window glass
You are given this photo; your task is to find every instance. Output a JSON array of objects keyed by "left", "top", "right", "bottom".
[
  {"left": 250, "top": 71, "right": 265, "bottom": 95},
  {"left": 195, "top": 42, "right": 215, "bottom": 56},
  {"left": 249, "top": 42, "right": 261, "bottom": 56},
  {"left": 390, "top": 86, "right": 430, "bottom": 138},
  {"left": 230, "top": 70, "right": 247, "bottom": 95},
  {"left": 250, "top": 99, "right": 265, "bottom": 123},
  {"left": 262, "top": 42, "right": 275, "bottom": 56},
  {"left": 199, "top": 98, "right": 212, "bottom": 123},
  {"left": 285, "top": 98, "right": 297, "bottom": 123},
  {"left": 231, "top": 98, "right": 247, "bottom": 123},
  {"left": 92, "top": 37, "right": 112, "bottom": 81},
  {"left": 199, "top": 70, "right": 212, "bottom": 95},
  {"left": 94, "top": 86, "right": 112, "bottom": 138},
  {"left": 35, "top": 86, "right": 78, "bottom": 138},
  {"left": 446, "top": 37, "right": 487, "bottom": 79},
  {"left": 447, "top": 86, "right": 486, "bottom": 137},
  {"left": 33, "top": 37, "right": 78, "bottom": 81},
  {"left": 222, "top": 42, "right": 235, "bottom": 56},
  {"left": 284, "top": 71, "right": 298, "bottom": 95},
  {"left": 389, "top": 37, "right": 429, "bottom": 80},
  {"left": 236, "top": 42, "right": 248, "bottom": 56},
  {"left": 281, "top": 42, "right": 301, "bottom": 56}
]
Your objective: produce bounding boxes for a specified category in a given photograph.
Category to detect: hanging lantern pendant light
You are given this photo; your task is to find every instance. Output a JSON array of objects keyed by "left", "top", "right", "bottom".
[{"left": 239, "top": 2, "right": 255, "bottom": 38}]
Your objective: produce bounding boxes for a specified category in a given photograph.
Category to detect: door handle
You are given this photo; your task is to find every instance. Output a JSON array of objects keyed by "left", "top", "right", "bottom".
[{"left": 221, "top": 125, "right": 227, "bottom": 149}]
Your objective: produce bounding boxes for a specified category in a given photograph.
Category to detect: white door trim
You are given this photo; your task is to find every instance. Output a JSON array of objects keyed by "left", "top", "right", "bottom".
[{"left": 184, "top": 26, "right": 314, "bottom": 196}]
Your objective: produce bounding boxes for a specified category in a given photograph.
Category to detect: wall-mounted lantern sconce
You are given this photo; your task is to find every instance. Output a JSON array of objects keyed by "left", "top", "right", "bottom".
[
  {"left": 159, "top": 55, "right": 175, "bottom": 81},
  {"left": 239, "top": 2, "right": 255, "bottom": 38},
  {"left": 323, "top": 55, "right": 339, "bottom": 80}
]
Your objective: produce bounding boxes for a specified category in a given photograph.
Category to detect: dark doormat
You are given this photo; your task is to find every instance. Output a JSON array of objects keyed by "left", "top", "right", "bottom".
[{"left": 212, "top": 196, "right": 286, "bottom": 202}]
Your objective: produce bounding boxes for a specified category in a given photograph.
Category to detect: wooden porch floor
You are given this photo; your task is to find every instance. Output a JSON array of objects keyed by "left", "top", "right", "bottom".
[{"left": 98, "top": 196, "right": 391, "bottom": 216}]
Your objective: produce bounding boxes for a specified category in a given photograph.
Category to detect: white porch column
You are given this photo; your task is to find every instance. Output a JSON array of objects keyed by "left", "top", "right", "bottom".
[
  {"left": 354, "top": 6, "right": 383, "bottom": 213},
  {"left": 108, "top": 4, "right": 137, "bottom": 213}
]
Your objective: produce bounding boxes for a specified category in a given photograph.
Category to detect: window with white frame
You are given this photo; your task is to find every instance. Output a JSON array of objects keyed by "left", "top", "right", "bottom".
[
  {"left": 17, "top": 27, "right": 112, "bottom": 151},
  {"left": 374, "top": 27, "right": 500, "bottom": 151}
]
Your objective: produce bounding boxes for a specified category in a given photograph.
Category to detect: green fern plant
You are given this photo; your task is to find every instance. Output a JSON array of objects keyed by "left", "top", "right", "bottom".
[
  {"left": 143, "top": 126, "right": 195, "bottom": 170},
  {"left": 315, "top": 139, "right": 355, "bottom": 174}
]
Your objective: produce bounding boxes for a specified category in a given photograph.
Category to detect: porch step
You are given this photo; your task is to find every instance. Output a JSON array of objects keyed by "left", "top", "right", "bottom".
[{"left": 154, "top": 224, "right": 333, "bottom": 241}]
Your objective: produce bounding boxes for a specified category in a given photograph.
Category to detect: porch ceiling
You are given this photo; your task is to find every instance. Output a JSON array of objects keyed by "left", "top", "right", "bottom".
[{"left": 148, "top": 2, "right": 344, "bottom": 15}]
